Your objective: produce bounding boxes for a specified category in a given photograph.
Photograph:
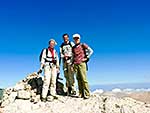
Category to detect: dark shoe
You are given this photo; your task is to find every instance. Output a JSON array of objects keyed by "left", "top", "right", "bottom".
[{"left": 68, "top": 87, "right": 72, "bottom": 95}]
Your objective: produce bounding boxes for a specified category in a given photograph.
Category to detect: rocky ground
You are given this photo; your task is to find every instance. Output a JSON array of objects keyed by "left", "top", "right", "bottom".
[
  {"left": 0, "top": 72, "right": 150, "bottom": 113},
  {"left": 0, "top": 92, "right": 150, "bottom": 113}
]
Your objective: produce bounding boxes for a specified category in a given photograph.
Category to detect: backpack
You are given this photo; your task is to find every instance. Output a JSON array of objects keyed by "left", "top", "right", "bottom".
[
  {"left": 81, "top": 44, "right": 89, "bottom": 62},
  {"left": 81, "top": 44, "right": 90, "bottom": 70},
  {"left": 28, "top": 77, "right": 43, "bottom": 95},
  {"left": 39, "top": 48, "right": 48, "bottom": 62}
]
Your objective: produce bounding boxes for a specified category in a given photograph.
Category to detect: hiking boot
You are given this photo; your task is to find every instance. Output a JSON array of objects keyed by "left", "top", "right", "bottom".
[
  {"left": 64, "top": 92, "right": 68, "bottom": 96},
  {"left": 47, "top": 96, "right": 54, "bottom": 102},
  {"left": 53, "top": 96, "right": 58, "bottom": 99},
  {"left": 51, "top": 95, "right": 58, "bottom": 99},
  {"left": 68, "top": 87, "right": 72, "bottom": 95},
  {"left": 71, "top": 91, "right": 76, "bottom": 95},
  {"left": 41, "top": 98, "right": 47, "bottom": 102},
  {"left": 83, "top": 95, "right": 90, "bottom": 99},
  {"left": 78, "top": 94, "right": 83, "bottom": 98}
]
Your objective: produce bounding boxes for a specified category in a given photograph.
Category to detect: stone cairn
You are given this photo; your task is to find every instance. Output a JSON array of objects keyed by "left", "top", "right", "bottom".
[{"left": 1, "top": 72, "right": 43, "bottom": 106}]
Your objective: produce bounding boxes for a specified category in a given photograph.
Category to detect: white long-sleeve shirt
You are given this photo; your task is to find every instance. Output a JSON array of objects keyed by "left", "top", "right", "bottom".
[{"left": 40, "top": 48, "right": 59, "bottom": 68}]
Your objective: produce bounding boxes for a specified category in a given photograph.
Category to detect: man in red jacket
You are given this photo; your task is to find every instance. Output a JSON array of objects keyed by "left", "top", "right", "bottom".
[{"left": 72, "top": 34, "right": 93, "bottom": 99}]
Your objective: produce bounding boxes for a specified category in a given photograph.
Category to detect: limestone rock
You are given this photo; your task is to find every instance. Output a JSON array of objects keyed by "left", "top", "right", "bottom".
[
  {"left": 1, "top": 72, "right": 42, "bottom": 106},
  {"left": 1, "top": 72, "right": 150, "bottom": 113},
  {"left": 17, "top": 90, "right": 31, "bottom": 99}
]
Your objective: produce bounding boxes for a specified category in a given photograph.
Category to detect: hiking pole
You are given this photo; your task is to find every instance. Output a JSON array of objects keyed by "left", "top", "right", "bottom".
[
  {"left": 37, "top": 69, "right": 42, "bottom": 75},
  {"left": 57, "top": 72, "right": 63, "bottom": 80}
]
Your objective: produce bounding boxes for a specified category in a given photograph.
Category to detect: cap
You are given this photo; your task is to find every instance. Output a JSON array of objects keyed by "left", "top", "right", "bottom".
[
  {"left": 73, "top": 33, "right": 81, "bottom": 39},
  {"left": 49, "top": 39, "right": 57, "bottom": 45}
]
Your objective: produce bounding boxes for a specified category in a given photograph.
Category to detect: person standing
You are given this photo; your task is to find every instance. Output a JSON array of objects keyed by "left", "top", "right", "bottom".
[
  {"left": 38, "top": 39, "right": 59, "bottom": 101},
  {"left": 72, "top": 33, "right": 93, "bottom": 99},
  {"left": 60, "top": 33, "right": 76, "bottom": 95}
]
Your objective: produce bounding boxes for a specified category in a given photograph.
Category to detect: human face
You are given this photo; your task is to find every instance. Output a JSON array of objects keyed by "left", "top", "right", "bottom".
[
  {"left": 49, "top": 40, "right": 55, "bottom": 48},
  {"left": 63, "top": 35, "right": 69, "bottom": 43},
  {"left": 73, "top": 37, "right": 80, "bottom": 44}
]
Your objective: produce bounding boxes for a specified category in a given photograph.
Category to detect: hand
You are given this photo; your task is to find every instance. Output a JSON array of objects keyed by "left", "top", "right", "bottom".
[
  {"left": 64, "top": 56, "right": 68, "bottom": 60},
  {"left": 64, "top": 54, "right": 69, "bottom": 60},
  {"left": 37, "top": 69, "right": 42, "bottom": 74},
  {"left": 71, "top": 66, "right": 74, "bottom": 72},
  {"left": 82, "top": 58, "right": 87, "bottom": 62},
  {"left": 40, "top": 63, "right": 44, "bottom": 70},
  {"left": 56, "top": 67, "right": 60, "bottom": 73},
  {"left": 82, "top": 58, "right": 89, "bottom": 62}
]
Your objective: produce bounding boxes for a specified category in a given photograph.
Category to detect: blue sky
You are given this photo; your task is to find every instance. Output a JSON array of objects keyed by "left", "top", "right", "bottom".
[{"left": 0, "top": 0, "right": 150, "bottom": 88}]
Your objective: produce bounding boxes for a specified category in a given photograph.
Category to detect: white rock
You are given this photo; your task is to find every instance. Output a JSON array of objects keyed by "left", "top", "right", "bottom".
[
  {"left": 1, "top": 92, "right": 17, "bottom": 106},
  {"left": 121, "top": 105, "right": 133, "bottom": 113},
  {"left": 1, "top": 72, "right": 150, "bottom": 113},
  {"left": 14, "top": 82, "right": 25, "bottom": 90},
  {"left": 17, "top": 90, "right": 31, "bottom": 99}
]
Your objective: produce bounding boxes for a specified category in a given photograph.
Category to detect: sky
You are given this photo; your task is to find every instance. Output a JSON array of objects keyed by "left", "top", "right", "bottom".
[{"left": 0, "top": 0, "right": 150, "bottom": 88}]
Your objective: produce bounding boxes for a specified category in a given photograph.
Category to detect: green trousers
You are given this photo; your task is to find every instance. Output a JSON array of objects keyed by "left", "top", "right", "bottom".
[
  {"left": 63, "top": 62, "right": 75, "bottom": 92},
  {"left": 74, "top": 62, "right": 90, "bottom": 97}
]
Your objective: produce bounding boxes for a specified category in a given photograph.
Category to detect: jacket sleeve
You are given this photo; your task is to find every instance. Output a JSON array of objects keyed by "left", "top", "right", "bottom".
[
  {"left": 82, "top": 43, "right": 93, "bottom": 58},
  {"left": 86, "top": 46, "right": 93, "bottom": 58}
]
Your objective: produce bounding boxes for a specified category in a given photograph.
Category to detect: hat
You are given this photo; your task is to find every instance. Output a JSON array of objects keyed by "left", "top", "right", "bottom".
[
  {"left": 73, "top": 33, "right": 81, "bottom": 39},
  {"left": 49, "top": 39, "right": 57, "bottom": 45}
]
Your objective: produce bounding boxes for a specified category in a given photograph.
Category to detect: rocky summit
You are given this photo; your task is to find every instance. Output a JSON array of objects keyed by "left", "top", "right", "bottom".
[{"left": 0, "top": 73, "right": 150, "bottom": 113}]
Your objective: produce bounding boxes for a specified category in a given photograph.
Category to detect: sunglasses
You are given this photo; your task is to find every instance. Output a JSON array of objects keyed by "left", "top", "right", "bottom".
[{"left": 73, "top": 37, "right": 79, "bottom": 40}]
